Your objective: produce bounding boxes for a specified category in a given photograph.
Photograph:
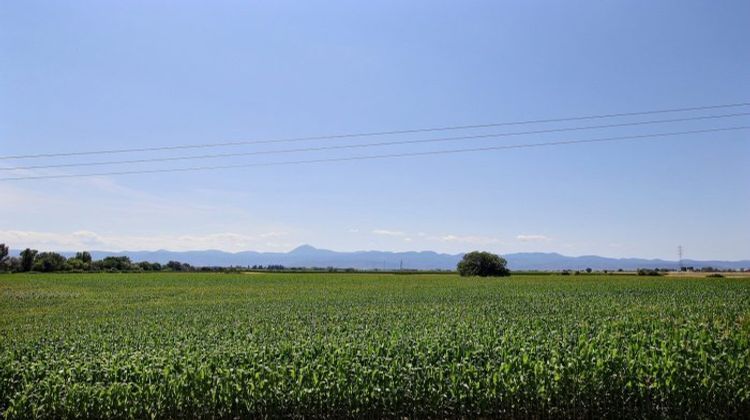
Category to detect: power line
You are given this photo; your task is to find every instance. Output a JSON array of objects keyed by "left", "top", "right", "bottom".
[
  {"left": 2, "top": 111, "right": 748, "bottom": 172},
  {"left": 1, "top": 102, "right": 748, "bottom": 161},
  {"left": 2, "top": 125, "right": 746, "bottom": 181}
]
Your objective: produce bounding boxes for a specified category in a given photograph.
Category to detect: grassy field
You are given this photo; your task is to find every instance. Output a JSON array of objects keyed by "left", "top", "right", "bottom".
[{"left": 1, "top": 273, "right": 749, "bottom": 418}]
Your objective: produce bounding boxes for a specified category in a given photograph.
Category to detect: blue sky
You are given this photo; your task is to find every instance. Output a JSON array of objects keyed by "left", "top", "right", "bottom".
[{"left": 1, "top": 1, "right": 748, "bottom": 260}]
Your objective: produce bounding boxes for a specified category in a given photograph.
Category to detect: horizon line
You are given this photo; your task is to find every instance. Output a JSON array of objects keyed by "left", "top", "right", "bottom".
[{"left": 4, "top": 245, "right": 748, "bottom": 263}]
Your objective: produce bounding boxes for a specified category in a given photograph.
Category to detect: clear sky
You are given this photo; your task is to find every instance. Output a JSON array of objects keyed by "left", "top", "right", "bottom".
[{"left": 1, "top": 1, "right": 748, "bottom": 260}]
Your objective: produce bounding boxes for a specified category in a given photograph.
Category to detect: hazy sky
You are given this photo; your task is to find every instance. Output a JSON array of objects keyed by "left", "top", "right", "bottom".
[{"left": 1, "top": 1, "right": 749, "bottom": 260}]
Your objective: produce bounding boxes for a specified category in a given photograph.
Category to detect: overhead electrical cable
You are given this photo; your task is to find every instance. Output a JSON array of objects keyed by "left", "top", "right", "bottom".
[
  {"left": 2, "top": 125, "right": 746, "bottom": 181},
  {"left": 1, "top": 102, "right": 748, "bottom": 160},
  {"left": 1, "top": 111, "right": 748, "bottom": 171}
]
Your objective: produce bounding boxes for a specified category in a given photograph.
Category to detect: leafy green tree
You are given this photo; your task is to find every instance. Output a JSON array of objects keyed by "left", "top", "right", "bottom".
[
  {"left": 66, "top": 258, "right": 85, "bottom": 271},
  {"left": 166, "top": 261, "right": 193, "bottom": 272},
  {"left": 166, "top": 261, "right": 182, "bottom": 271},
  {"left": 67, "top": 252, "right": 92, "bottom": 271},
  {"left": 457, "top": 251, "right": 510, "bottom": 277},
  {"left": 0, "top": 243, "right": 9, "bottom": 272},
  {"left": 20, "top": 248, "right": 38, "bottom": 272},
  {"left": 99, "top": 256, "right": 132, "bottom": 271},
  {"left": 8, "top": 257, "right": 21, "bottom": 272},
  {"left": 75, "top": 251, "right": 92, "bottom": 264},
  {"left": 137, "top": 261, "right": 161, "bottom": 271},
  {"left": 32, "top": 252, "right": 67, "bottom": 272}
]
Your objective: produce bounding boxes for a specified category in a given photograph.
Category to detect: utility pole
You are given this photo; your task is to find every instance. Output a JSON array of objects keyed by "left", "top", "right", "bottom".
[
  {"left": 400, "top": 259, "right": 403, "bottom": 271},
  {"left": 678, "top": 245, "right": 684, "bottom": 271}
]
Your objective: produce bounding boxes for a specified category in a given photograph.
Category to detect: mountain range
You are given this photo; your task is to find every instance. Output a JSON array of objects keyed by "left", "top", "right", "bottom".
[{"left": 17, "top": 245, "right": 747, "bottom": 270}]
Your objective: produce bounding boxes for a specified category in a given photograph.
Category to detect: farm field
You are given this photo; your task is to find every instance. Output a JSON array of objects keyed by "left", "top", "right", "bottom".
[{"left": 1, "top": 273, "right": 749, "bottom": 418}]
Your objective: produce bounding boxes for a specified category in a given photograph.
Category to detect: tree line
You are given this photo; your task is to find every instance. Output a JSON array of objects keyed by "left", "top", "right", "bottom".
[
  {"left": 0, "top": 244, "right": 374, "bottom": 274},
  {"left": 0, "top": 244, "right": 245, "bottom": 273}
]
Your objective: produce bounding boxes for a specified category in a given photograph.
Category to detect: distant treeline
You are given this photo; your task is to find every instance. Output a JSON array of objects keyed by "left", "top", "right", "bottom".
[
  {"left": 0, "top": 244, "right": 243, "bottom": 273},
  {"left": 0, "top": 244, "right": 741, "bottom": 275},
  {"left": 561, "top": 267, "right": 735, "bottom": 276},
  {"left": 0, "top": 244, "right": 455, "bottom": 274}
]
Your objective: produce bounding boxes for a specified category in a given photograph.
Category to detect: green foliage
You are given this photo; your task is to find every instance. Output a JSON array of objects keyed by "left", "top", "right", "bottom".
[
  {"left": 138, "top": 261, "right": 162, "bottom": 271},
  {"left": 65, "top": 258, "right": 86, "bottom": 271},
  {"left": 457, "top": 251, "right": 510, "bottom": 277},
  {"left": 6, "top": 257, "right": 21, "bottom": 273},
  {"left": 31, "top": 252, "right": 67, "bottom": 272},
  {"left": 1, "top": 273, "right": 749, "bottom": 418},
  {"left": 97, "top": 256, "right": 133, "bottom": 271},
  {"left": 637, "top": 268, "right": 662, "bottom": 276},
  {"left": 0, "top": 245, "right": 203, "bottom": 274},
  {"left": 0, "top": 244, "right": 8, "bottom": 272},
  {"left": 166, "top": 260, "right": 193, "bottom": 272},
  {"left": 75, "top": 251, "right": 92, "bottom": 264},
  {"left": 19, "top": 248, "right": 37, "bottom": 272},
  {"left": 707, "top": 273, "right": 725, "bottom": 278}
]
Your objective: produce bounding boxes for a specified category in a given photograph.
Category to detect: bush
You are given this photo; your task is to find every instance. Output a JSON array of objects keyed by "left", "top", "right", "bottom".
[
  {"left": 706, "top": 273, "right": 725, "bottom": 278},
  {"left": 637, "top": 268, "right": 661, "bottom": 276},
  {"left": 457, "top": 251, "right": 510, "bottom": 277}
]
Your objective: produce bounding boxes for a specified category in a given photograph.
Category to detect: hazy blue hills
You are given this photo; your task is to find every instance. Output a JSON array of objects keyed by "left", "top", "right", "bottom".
[{"left": 21, "top": 245, "right": 747, "bottom": 270}]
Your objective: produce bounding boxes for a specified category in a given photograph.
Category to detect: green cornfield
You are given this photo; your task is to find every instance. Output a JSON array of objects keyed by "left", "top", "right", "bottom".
[{"left": 1, "top": 273, "right": 749, "bottom": 418}]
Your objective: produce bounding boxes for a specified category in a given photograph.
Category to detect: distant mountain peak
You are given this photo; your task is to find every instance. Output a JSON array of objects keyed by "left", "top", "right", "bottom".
[{"left": 289, "top": 244, "right": 319, "bottom": 254}]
